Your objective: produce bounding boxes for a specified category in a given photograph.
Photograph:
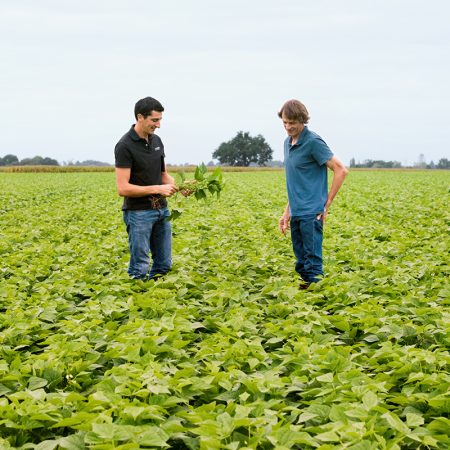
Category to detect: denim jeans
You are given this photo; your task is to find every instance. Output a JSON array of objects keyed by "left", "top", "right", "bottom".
[
  {"left": 290, "top": 215, "right": 324, "bottom": 283},
  {"left": 123, "top": 208, "right": 172, "bottom": 279}
]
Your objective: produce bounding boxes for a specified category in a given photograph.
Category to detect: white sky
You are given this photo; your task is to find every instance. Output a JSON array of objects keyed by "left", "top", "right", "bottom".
[{"left": 1, "top": 0, "right": 449, "bottom": 166}]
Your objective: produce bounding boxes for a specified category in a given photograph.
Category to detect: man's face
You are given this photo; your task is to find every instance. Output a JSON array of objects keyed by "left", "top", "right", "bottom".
[
  {"left": 281, "top": 114, "right": 303, "bottom": 139},
  {"left": 138, "top": 111, "right": 162, "bottom": 135}
]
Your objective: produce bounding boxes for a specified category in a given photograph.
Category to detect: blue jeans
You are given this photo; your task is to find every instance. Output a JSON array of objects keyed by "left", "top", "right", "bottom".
[
  {"left": 123, "top": 208, "right": 172, "bottom": 279},
  {"left": 290, "top": 215, "right": 324, "bottom": 283}
]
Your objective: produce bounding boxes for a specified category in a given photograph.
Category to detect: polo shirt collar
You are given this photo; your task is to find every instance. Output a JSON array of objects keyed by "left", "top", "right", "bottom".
[
  {"left": 129, "top": 125, "right": 141, "bottom": 141},
  {"left": 290, "top": 126, "right": 309, "bottom": 147},
  {"left": 129, "top": 125, "right": 154, "bottom": 144}
]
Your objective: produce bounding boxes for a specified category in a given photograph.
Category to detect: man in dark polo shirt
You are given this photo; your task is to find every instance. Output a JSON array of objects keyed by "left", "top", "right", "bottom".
[
  {"left": 278, "top": 99, "right": 348, "bottom": 289},
  {"left": 115, "top": 96, "right": 177, "bottom": 280}
]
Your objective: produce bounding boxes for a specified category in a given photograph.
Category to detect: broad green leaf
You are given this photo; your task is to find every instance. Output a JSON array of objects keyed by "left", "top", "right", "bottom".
[
  {"left": 382, "top": 412, "right": 410, "bottom": 434},
  {"left": 28, "top": 377, "right": 48, "bottom": 390},
  {"left": 138, "top": 427, "right": 170, "bottom": 446},
  {"left": 406, "top": 413, "right": 424, "bottom": 427},
  {"left": 317, "top": 372, "right": 334, "bottom": 383},
  {"left": 362, "top": 391, "right": 379, "bottom": 410}
]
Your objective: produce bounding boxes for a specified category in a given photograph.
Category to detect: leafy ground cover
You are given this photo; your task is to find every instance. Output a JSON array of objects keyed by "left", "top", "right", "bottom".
[{"left": 0, "top": 170, "right": 449, "bottom": 449}]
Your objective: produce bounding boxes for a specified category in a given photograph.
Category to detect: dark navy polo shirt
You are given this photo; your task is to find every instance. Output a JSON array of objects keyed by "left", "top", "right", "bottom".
[
  {"left": 283, "top": 126, "right": 333, "bottom": 217},
  {"left": 114, "top": 125, "right": 167, "bottom": 211}
]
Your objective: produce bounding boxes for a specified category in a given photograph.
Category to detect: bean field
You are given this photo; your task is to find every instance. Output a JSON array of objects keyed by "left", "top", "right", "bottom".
[{"left": 0, "top": 170, "right": 449, "bottom": 449}]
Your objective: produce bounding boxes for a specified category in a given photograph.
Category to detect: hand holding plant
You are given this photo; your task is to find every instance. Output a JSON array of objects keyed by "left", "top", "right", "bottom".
[{"left": 169, "top": 163, "right": 224, "bottom": 220}]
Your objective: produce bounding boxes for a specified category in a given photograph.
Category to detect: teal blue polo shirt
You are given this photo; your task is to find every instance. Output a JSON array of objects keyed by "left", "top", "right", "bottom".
[{"left": 284, "top": 126, "right": 333, "bottom": 217}]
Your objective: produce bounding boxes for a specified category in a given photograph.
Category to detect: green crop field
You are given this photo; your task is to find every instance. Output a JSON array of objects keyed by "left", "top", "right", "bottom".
[{"left": 0, "top": 170, "right": 449, "bottom": 449}]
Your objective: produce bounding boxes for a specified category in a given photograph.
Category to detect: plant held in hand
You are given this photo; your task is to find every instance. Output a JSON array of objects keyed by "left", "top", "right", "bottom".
[{"left": 169, "top": 163, "right": 224, "bottom": 220}]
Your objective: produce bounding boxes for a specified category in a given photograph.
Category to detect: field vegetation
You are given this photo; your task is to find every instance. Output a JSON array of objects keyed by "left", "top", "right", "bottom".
[{"left": 0, "top": 170, "right": 448, "bottom": 449}]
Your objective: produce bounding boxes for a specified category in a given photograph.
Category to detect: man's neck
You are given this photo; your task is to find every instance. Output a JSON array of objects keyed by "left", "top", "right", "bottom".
[
  {"left": 134, "top": 123, "right": 149, "bottom": 141},
  {"left": 290, "top": 125, "right": 305, "bottom": 145}
]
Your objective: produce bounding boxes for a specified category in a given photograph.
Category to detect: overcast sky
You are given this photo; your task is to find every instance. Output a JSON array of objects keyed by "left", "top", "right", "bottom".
[{"left": 1, "top": 0, "right": 449, "bottom": 166}]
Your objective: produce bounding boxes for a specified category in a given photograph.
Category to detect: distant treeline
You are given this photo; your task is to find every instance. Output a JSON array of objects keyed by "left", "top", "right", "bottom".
[
  {"left": 2, "top": 153, "right": 449, "bottom": 170},
  {"left": 350, "top": 158, "right": 450, "bottom": 169},
  {"left": 0, "top": 154, "right": 59, "bottom": 166},
  {"left": 0, "top": 154, "right": 111, "bottom": 167}
]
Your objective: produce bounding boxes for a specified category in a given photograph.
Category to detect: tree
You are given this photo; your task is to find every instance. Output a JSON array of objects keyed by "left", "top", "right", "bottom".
[
  {"left": 20, "top": 156, "right": 59, "bottom": 166},
  {"left": 437, "top": 158, "right": 450, "bottom": 169},
  {"left": 213, "top": 131, "right": 273, "bottom": 166},
  {"left": 0, "top": 154, "right": 19, "bottom": 166}
]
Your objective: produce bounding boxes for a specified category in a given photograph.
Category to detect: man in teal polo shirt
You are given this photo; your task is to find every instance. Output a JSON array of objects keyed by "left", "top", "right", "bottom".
[{"left": 278, "top": 99, "right": 348, "bottom": 288}]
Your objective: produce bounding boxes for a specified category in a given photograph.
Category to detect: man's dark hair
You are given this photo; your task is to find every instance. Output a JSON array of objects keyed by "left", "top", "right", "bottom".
[{"left": 134, "top": 97, "right": 164, "bottom": 119}]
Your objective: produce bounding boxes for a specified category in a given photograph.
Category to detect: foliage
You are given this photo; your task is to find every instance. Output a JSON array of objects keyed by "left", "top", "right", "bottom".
[
  {"left": 437, "top": 158, "right": 450, "bottom": 169},
  {"left": 169, "top": 164, "right": 224, "bottom": 221},
  {"left": 19, "top": 156, "right": 59, "bottom": 166},
  {"left": 0, "top": 155, "right": 59, "bottom": 166},
  {"left": 212, "top": 131, "right": 273, "bottom": 166},
  {"left": 350, "top": 158, "right": 402, "bottom": 169},
  {"left": 0, "top": 170, "right": 449, "bottom": 449},
  {"left": 0, "top": 154, "right": 19, "bottom": 166},
  {"left": 66, "top": 160, "right": 112, "bottom": 167},
  {"left": 0, "top": 165, "right": 283, "bottom": 174},
  {"left": 0, "top": 165, "right": 114, "bottom": 173}
]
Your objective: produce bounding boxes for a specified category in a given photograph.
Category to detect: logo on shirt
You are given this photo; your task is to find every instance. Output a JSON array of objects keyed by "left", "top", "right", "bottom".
[{"left": 154, "top": 146, "right": 161, "bottom": 151}]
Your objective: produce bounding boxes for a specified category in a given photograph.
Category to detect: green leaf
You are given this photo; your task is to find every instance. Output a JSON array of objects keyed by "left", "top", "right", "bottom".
[
  {"left": 35, "top": 441, "right": 60, "bottom": 450},
  {"left": 194, "top": 163, "right": 207, "bottom": 181},
  {"left": 58, "top": 434, "right": 87, "bottom": 450},
  {"left": 317, "top": 372, "right": 334, "bottom": 383},
  {"left": 382, "top": 412, "right": 410, "bottom": 434},
  {"left": 28, "top": 376, "right": 48, "bottom": 390},
  {"left": 362, "top": 391, "right": 379, "bottom": 410},
  {"left": 406, "top": 413, "right": 424, "bottom": 427},
  {"left": 168, "top": 208, "right": 183, "bottom": 221},
  {"left": 138, "top": 427, "right": 170, "bottom": 446}
]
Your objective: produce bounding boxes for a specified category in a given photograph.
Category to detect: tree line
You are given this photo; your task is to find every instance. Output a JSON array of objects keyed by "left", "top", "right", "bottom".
[
  {"left": 0, "top": 155, "right": 112, "bottom": 167},
  {"left": 0, "top": 154, "right": 59, "bottom": 166},
  {"left": 350, "top": 158, "right": 450, "bottom": 169}
]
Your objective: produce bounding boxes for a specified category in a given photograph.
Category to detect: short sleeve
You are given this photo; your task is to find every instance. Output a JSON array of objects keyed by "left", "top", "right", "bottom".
[
  {"left": 115, "top": 142, "right": 132, "bottom": 168},
  {"left": 311, "top": 138, "right": 333, "bottom": 166}
]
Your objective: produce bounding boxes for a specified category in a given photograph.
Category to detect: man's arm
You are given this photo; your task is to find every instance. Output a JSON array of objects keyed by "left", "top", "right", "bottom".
[
  {"left": 319, "top": 156, "right": 348, "bottom": 221},
  {"left": 161, "top": 171, "right": 175, "bottom": 186},
  {"left": 115, "top": 167, "right": 177, "bottom": 198},
  {"left": 279, "top": 202, "right": 291, "bottom": 234}
]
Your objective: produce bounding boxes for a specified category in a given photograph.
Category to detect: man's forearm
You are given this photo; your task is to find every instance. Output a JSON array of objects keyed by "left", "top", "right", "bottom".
[
  {"left": 326, "top": 168, "right": 348, "bottom": 209},
  {"left": 118, "top": 183, "right": 165, "bottom": 198}
]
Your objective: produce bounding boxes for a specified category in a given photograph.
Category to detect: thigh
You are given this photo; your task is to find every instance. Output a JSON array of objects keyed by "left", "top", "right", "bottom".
[
  {"left": 290, "top": 217, "right": 304, "bottom": 257},
  {"left": 150, "top": 209, "right": 172, "bottom": 254},
  {"left": 124, "top": 210, "right": 159, "bottom": 241},
  {"left": 299, "top": 216, "right": 323, "bottom": 257}
]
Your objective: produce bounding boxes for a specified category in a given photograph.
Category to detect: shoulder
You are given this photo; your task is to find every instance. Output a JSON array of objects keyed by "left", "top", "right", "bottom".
[
  {"left": 306, "top": 129, "right": 333, "bottom": 164},
  {"left": 114, "top": 130, "right": 134, "bottom": 167},
  {"left": 306, "top": 129, "right": 330, "bottom": 151},
  {"left": 115, "top": 129, "right": 133, "bottom": 150},
  {"left": 306, "top": 129, "right": 325, "bottom": 145}
]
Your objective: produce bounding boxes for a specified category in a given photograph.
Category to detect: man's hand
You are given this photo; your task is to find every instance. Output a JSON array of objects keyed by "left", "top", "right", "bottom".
[
  {"left": 316, "top": 207, "right": 328, "bottom": 223},
  {"left": 179, "top": 179, "right": 196, "bottom": 197},
  {"left": 180, "top": 188, "right": 194, "bottom": 197},
  {"left": 279, "top": 214, "right": 290, "bottom": 234},
  {"left": 158, "top": 184, "right": 177, "bottom": 197}
]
